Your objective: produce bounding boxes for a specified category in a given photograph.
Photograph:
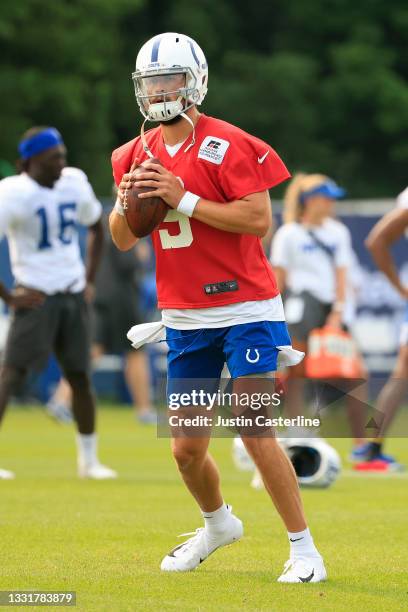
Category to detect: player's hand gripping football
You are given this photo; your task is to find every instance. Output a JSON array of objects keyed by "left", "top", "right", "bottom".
[
  {"left": 121, "top": 160, "right": 185, "bottom": 209},
  {"left": 117, "top": 158, "right": 140, "bottom": 205}
]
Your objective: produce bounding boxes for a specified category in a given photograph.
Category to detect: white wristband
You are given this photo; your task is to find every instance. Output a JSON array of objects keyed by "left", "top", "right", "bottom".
[
  {"left": 114, "top": 197, "right": 125, "bottom": 217},
  {"left": 177, "top": 191, "right": 200, "bottom": 217}
]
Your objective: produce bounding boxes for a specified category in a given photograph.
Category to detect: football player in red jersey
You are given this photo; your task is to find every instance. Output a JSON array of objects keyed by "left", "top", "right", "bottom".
[{"left": 110, "top": 33, "right": 326, "bottom": 583}]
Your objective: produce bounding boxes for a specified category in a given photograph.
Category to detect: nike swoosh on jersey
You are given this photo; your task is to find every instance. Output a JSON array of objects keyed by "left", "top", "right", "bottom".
[{"left": 258, "top": 151, "right": 270, "bottom": 164}]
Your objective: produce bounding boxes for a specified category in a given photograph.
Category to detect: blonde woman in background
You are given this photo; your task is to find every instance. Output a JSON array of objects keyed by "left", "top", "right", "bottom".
[{"left": 271, "top": 174, "right": 367, "bottom": 454}]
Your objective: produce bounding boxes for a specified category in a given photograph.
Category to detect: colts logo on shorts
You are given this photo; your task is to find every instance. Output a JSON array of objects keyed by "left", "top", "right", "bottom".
[{"left": 246, "top": 349, "right": 260, "bottom": 363}]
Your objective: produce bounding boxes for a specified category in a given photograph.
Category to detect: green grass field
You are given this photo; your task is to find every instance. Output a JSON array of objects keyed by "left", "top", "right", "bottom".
[{"left": 1, "top": 406, "right": 408, "bottom": 611}]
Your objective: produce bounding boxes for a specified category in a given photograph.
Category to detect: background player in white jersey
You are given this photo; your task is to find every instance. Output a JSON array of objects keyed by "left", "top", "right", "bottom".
[
  {"left": 110, "top": 33, "right": 326, "bottom": 583},
  {"left": 0, "top": 126, "right": 117, "bottom": 480},
  {"left": 357, "top": 187, "right": 408, "bottom": 470}
]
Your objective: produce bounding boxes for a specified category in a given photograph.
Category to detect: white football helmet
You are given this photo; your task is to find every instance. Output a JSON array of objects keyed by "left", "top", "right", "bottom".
[
  {"left": 283, "top": 438, "right": 341, "bottom": 488},
  {"left": 232, "top": 436, "right": 341, "bottom": 489},
  {"left": 133, "top": 32, "right": 208, "bottom": 122}
]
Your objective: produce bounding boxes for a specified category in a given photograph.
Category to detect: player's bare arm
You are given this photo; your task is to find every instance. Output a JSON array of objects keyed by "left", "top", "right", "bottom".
[
  {"left": 110, "top": 159, "right": 141, "bottom": 251},
  {"left": 109, "top": 209, "right": 139, "bottom": 251},
  {"left": 85, "top": 218, "right": 104, "bottom": 301},
  {"left": 365, "top": 207, "right": 408, "bottom": 298},
  {"left": 131, "top": 162, "right": 272, "bottom": 236},
  {"left": 261, "top": 215, "right": 276, "bottom": 254},
  {"left": 273, "top": 267, "right": 287, "bottom": 293},
  {"left": 0, "top": 283, "right": 45, "bottom": 309},
  {"left": 192, "top": 190, "right": 271, "bottom": 236},
  {"left": 326, "top": 266, "right": 347, "bottom": 328}
]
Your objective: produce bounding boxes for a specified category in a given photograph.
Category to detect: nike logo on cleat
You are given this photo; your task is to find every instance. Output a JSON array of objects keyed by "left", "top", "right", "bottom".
[
  {"left": 299, "top": 569, "right": 314, "bottom": 583},
  {"left": 168, "top": 543, "right": 186, "bottom": 557},
  {"left": 290, "top": 537, "right": 303, "bottom": 542},
  {"left": 258, "top": 151, "right": 270, "bottom": 164}
]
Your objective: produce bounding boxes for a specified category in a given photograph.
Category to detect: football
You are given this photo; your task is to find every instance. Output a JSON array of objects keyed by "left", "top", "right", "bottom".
[{"left": 123, "top": 158, "right": 169, "bottom": 238}]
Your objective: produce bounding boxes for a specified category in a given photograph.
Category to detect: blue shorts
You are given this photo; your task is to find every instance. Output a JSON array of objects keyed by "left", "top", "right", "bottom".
[{"left": 166, "top": 320, "right": 292, "bottom": 380}]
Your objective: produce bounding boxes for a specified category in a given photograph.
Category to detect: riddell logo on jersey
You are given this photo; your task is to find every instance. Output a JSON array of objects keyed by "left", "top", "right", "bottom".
[{"left": 198, "top": 136, "right": 230, "bottom": 165}]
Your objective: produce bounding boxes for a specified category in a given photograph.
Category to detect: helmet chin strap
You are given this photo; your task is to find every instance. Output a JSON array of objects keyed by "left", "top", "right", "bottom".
[
  {"left": 140, "top": 108, "right": 196, "bottom": 158},
  {"left": 180, "top": 112, "right": 196, "bottom": 153},
  {"left": 140, "top": 118, "right": 155, "bottom": 159}
]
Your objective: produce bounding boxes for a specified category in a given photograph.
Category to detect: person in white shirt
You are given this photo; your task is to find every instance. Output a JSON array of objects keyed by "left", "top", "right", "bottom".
[
  {"left": 271, "top": 173, "right": 350, "bottom": 356},
  {"left": 0, "top": 126, "right": 116, "bottom": 480},
  {"left": 270, "top": 173, "right": 368, "bottom": 446}
]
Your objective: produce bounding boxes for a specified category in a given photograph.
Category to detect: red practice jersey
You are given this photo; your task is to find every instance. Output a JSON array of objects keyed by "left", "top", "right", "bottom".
[{"left": 112, "top": 114, "right": 290, "bottom": 309}]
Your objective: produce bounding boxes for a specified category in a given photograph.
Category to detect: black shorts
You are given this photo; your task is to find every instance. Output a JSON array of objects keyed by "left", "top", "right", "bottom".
[
  {"left": 3, "top": 292, "right": 90, "bottom": 373},
  {"left": 93, "top": 291, "right": 141, "bottom": 355},
  {"left": 285, "top": 291, "right": 332, "bottom": 342}
]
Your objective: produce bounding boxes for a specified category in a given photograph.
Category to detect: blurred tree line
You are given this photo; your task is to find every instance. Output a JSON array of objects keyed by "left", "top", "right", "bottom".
[{"left": 0, "top": 0, "right": 407, "bottom": 196}]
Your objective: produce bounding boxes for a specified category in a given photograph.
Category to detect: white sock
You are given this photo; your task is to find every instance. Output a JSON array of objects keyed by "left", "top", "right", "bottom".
[
  {"left": 202, "top": 503, "right": 231, "bottom": 534},
  {"left": 288, "top": 527, "right": 321, "bottom": 559},
  {"left": 76, "top": 433, "right": 98, "bottom": 466}
]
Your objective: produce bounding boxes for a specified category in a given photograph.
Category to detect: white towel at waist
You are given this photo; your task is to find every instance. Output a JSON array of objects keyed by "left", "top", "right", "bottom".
[{"left": 127, "top": 321, "right": 165, "bottom": 350}]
